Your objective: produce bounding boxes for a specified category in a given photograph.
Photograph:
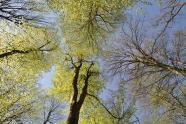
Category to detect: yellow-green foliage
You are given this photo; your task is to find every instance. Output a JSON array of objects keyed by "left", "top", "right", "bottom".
[
  {"left": 79, "top": 84, "right": 136, "bottom": 124},
  {"left": 0, "top": 68, "right": 42, "bottom": 123},
  {"left": 0, "top": 19, "right": 60, "bottom": 75},
  {"left": 51, "top": 54, "right": 107, "bottom": 123},
  {"left": 79, "top": 97, "right": 112, "bottom": 124},
  {"left": 46, "top": 0, "right": 148, "bottom": 50},
  {"left": 46, "top": 0, "right": 143, "bottom": 123},
  {"left": 51, "top": 53, "right": 105, "bottom": 103},
  {"left": 0, "top": 19, "right": 60, "bottom": 123}
]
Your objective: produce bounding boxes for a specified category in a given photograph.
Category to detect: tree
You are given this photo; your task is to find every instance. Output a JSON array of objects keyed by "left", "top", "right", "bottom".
[
  {"left": 0, "top": 20, "right": 60, "bottom": 98},
  {"left": 50, "top": 47, "right": 139, "bottom": 124},
  {"left": 0, "top": 0, "right": 64, "bottom": 123},
  {"left": 2, "top": 0, "right": 172, "bottom": 124},
  {"left": 105, "top": 17, "right": 186, "bottom": 85},
  {"left": 0, "top": 19, "right": 60, "bottom": 68},
  {"left": 51, "top": 53, "right": 104, "bottom": 124},
  {"left": 45, "top": 1, "right": 153, "bottom": 123},
  {"left": 46, "top": 0, "right": 150, "bottom": 49},
  {"left": 105, "top": 18, "right": 186, "bottom": 122},
  {"left": 0, "top": 8, "right": 60, "bottom": 123},
  {"left": 0, "top": 0, "right": 60, "bottom": 79}
]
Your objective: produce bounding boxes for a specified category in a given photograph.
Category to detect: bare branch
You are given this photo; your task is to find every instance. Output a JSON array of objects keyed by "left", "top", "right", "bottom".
[{"left": 87, "top": 93, "right": 124, "bottom": 120}]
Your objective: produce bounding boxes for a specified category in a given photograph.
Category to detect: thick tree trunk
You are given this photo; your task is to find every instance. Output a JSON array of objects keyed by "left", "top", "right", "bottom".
[
  {"left": 66, "top": 59, "right": 93, "bottom": 124},
  {"left": 66, "top": 102, "right": 81, "bottom": 124}
]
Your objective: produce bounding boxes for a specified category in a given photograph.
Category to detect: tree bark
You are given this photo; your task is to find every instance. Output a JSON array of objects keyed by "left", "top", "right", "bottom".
[
  {"left": 66, "top": 60, "right": 93, "bottom": 124},
  {"left": 66, "top": 102, "right": 81, "bottom": 124}
]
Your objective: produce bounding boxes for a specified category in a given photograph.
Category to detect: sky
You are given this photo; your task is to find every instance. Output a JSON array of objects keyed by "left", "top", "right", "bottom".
[
  {"left": 40, "top": 67, "right": 54, "bottom": 88},
  {"left": 39, "top": 0, "right": 186, "bottom": 123}
]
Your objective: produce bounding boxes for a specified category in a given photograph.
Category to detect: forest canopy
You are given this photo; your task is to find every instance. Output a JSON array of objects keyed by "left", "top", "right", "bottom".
[{"left": 0, "top": 0, "right": 185, "bottom": 124}]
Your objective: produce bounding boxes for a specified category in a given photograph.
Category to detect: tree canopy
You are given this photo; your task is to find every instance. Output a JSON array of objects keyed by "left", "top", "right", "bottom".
[
  {"left": 1, "top": 0, "right": 186, "bottom": 123},
  {"left": 105, "top": 14, "right": 186, "bottom": 124}
]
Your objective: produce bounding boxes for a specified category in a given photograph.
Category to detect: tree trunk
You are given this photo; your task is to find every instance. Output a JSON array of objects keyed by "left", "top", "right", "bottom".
[
  {"left": 66, "top": 102, "right": 81, "bottom": 124},
  {"left": 66, "top": 59, "right": 93, "bottom": 124}
]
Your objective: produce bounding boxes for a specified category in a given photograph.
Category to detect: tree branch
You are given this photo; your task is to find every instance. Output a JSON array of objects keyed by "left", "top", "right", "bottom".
[{"left": 87, "top": 93, "right": 124, "bottom": 120}]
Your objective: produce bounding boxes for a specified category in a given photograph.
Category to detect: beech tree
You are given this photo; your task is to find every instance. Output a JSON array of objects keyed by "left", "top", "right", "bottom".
[
  {"left": 51, "top": 52, "right": 104, "bottom": 124},
  {"left": 0, "top": 9, "right": 60, "bottom": 123},
  {"left": 44, "top": 1, "right": 152, "bottom": 123},
  {"left": 0, "top": 85, "right": 65, "bottom": 124},
  {"left": 46, "top": 0, "right": 151, "bottom": 48},
  {"left": 105, "top": 18, "right": 186, "bottom": 123},
  {"left": 51, "top": 52, "right": 139, "bottom": 124},
  {"left": 0, "top": 20, "right": 60, "bottom": 86},
  {"left": 0, "top": 0, "right": 62, "bottom": 123}
]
